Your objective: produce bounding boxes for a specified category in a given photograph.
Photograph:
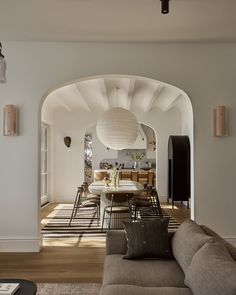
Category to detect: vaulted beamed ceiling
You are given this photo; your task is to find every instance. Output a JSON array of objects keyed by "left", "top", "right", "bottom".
[{"left": 43, "top": 76, "right": 185, "bottom": 115}]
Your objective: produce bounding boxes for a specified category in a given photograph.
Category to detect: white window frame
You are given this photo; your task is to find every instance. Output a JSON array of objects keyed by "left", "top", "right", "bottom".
[{"left": 41, "top": 123, "right": 49, "bottom": 206}]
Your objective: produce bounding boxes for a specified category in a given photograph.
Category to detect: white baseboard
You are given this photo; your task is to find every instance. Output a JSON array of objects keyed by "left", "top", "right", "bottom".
[
  {"left": 0, "top": 237, "right": 41, "bottom": 252},
  {"left": 223, "top": 236, "right": 236, "bottom": 246}
]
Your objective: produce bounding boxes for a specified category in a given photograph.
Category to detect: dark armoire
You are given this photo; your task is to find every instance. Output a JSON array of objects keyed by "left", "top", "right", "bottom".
[{"left": 168, "top": 136, "right": 190, "bottom": 208}]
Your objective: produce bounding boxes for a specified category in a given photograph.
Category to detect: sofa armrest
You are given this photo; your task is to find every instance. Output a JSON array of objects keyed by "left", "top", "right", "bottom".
[{"left": 106, "top": 230, "right": 127, "bottom": 255}]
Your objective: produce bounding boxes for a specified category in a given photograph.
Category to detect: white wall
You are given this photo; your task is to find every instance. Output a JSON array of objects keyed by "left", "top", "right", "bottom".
[{"left": 0, "top": 42, "right": 236, "bottom": 251}]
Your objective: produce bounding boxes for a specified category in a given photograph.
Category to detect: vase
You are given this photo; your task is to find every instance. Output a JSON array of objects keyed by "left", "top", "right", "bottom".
[
  {"left": 137, "top": 161, "right": 141, "bottom": 170},
  {"left": 116, "top": 172, "right": 120, "bottom": 187}
]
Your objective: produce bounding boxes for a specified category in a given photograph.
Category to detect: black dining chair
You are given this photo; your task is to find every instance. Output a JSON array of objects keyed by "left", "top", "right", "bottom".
[
  {"left": 101, "top": 193, "right": 133, "bottom": 231},
  {"left": 69, "top": 185, "right": 100, "bottom": 226},
  {"left": 131, "top": 185, "right": 163, "bottom": 220}
]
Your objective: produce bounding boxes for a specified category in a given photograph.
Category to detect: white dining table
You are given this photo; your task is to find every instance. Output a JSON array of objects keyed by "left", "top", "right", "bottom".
[{"left": 89, "top": 180, "right": 144, "bottom": 228}]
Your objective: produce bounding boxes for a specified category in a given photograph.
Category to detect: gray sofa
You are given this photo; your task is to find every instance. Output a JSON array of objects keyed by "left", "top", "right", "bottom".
[{"left": 100, "top": 219, "right": 236, "bottom": 295}]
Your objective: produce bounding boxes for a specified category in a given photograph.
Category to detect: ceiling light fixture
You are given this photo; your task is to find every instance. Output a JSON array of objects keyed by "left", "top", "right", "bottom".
[
  {"left": 0, "top": 42, "right": 6, "bottom": 83},
  {"left": 160, "top": 0, "right": 169, "bottom": 14},
  {"left": 96, "top": 87, "right": 138, "bottom": 150}
]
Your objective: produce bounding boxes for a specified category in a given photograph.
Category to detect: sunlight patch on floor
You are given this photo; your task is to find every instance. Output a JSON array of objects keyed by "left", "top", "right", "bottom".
[
  {"left": 43, "top": 238, "right": 105, "bottom": 248},
  {"left": 161, "top": 203, "right": 179, "bottom": 210}
]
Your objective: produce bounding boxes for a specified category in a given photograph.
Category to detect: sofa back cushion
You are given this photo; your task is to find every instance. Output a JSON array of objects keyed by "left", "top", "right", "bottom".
[
  {"left": 185, "top": 239, "right": 236, "bottom": 295},
  {"left": 171, "top": 219, "right": 211, "bottom": 273},
  {"left": 200, "top": 225, "right": 236, "bottom": 260}
]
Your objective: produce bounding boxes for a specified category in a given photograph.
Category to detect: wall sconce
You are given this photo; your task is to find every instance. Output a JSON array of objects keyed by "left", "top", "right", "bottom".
[
  {"left": 3, "top": 105, "right": 17, "bottom": 136},
  {"left": 213, "top": 105, "right": 228, "bottom": 137},
  {"left": 0, "top": 42, "right": 6, "bottom": 83},
  {"left": 64, "top": 136, "right": 71, "bottom": 147}
]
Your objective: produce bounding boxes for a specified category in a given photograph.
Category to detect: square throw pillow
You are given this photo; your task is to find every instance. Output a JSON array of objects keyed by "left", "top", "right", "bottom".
[
  {"left": 123, "top": 218, "right": 172, "bottom": 259},
  {"left": 171, "top": 219, "right": 211, "bottom": 274},
  {"left": 185, "top": 239, "right": 236, "bottom": 295}
]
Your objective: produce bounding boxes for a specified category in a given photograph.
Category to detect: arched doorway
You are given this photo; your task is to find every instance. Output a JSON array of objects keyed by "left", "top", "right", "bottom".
[{"left": 39, "top": 74, "right": 194, "bottom": 245}]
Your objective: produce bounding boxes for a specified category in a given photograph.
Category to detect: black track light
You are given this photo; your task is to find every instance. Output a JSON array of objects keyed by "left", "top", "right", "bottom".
[{"left": 160, "top": 0, "right": 169, "bottom": 14}]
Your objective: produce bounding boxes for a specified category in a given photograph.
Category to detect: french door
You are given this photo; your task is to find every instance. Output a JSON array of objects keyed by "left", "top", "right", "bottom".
[{"left": 41, "top": 124, "right": 49, "bottom": 206}]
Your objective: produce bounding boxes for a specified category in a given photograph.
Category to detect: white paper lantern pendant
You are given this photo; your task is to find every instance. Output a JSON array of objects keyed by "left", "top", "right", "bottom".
[{"left": 96, "top": 107, "right": 138, "bottom": 150}]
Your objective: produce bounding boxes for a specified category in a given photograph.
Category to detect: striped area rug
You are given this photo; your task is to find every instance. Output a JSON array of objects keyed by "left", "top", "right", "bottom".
[{"left": 41, "top": 204, "right": 180, "bottom": 240}]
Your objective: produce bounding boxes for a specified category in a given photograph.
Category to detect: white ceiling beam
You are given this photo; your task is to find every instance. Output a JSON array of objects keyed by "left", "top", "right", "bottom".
[
  {"left": 100, "top": 79, "right": 110, "bottom": 110},
  {"left": 144, "top": 85, "right": 165, "bottom": 112},
  {"left": 126, "top": 79, "right": 136, "bottom": 110},
  {"left": 163, "top": 93, "right": 182, "bottom": 112},
  {"left": 73, "top": 84, "right": 91, "bottom": 112},
  {"left": 55, "top": 96, "right": 72, "bottom": 112}
]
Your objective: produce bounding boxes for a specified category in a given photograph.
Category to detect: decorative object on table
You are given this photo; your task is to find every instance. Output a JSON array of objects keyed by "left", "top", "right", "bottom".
[
  {"left": 129, "top": 152, "right": 145, "bottom": 170},
  {"left": 96, "top": 87, "right": 138, "bottom": 150},
  {"left": 3, "top": 105, "right": 17, "bottom": 136},
  {"left": 0, "top": 283, "right": 20, "bottom": 295},
  {"left": 110, "top": 162, "right": 121, "bottom": 187},
  {"left": 103, "top": 176, "right": 111, "bottom": 187},
  {"left": 213, "top": 105, "right": 228, "bottom": 137},
  {"left": 64, "top": 136, "right": 71, "bottom": 147},
  {"left": 0, "top": 42, "right": 6, "bottom": 83}
]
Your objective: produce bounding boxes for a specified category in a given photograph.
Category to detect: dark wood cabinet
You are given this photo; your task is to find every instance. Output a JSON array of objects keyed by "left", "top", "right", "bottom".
[{"left": 168, "top": 136, "right": 190, "bottom": 208}]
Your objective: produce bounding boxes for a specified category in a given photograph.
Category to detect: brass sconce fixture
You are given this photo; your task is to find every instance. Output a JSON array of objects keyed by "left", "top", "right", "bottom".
[
  {"left": 3, "top": 105, "right": 17, "bottom": 136},
  {"left": 213, "top": 105, "right": 228, "bottom": 137},
  {"left": 64, "top": 136, "right": 71, "bottom": 147}
]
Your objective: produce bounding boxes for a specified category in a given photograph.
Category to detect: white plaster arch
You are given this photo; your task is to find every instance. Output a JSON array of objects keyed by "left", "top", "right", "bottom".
[{"left": 39, "top": 74, "right": 194, "bottom": 236}]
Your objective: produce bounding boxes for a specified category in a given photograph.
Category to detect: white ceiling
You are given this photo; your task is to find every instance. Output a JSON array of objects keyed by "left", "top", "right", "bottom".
[
  {"left": 43, "top": 76, "right": 185, "bottom": 114},
  {"left": 1, "top": 0, "right": 236, "bottom": 42}
]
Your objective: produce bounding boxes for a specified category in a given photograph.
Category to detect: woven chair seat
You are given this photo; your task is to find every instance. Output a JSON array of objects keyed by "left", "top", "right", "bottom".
[
  {"left": 131, "top": 199, "right": 151, "bottom": 206},
  {"left": 86, "top": 194, "right": 100, "bottom": 201},
  {"left": 82, "top": 199, "right": 100, "bottom": 207}
]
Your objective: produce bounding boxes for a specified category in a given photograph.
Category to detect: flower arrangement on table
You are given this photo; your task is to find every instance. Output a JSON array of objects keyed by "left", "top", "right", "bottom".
[
  {"left": 110, "top": 162, "right": 123, "bottom": 187},
  {"left": 129, "top": 152, "right": 145, "bottom": 169},
  {"left": 130, "top": 152, "right": 145, "bottom": 161}
]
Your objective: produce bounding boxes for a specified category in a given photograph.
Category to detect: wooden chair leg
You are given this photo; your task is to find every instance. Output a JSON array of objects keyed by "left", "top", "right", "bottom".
[
  {"left": 108, "top": 212, "right": 112, "bottom": 231},
  {"left": 101, "top": 209, "right": 106, "bottom": 231},
  {"left": 134, "top": 207, "right": 137, "bottom": 220},
  {"left": 69, "top": 188, "right": 80, "bottom": 226},
  {"left": 97, "top": 205, "right": 99, "bottom": 226}
]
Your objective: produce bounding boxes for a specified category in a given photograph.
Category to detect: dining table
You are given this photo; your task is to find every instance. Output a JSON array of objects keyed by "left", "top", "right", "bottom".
[{"left": 88, "top": 180, "right": 144, "bottom": 228}]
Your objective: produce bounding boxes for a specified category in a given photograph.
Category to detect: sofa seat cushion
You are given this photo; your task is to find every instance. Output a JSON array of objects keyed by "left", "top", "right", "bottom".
[
  {"left": 103, "top": 255, "right": 186, "bottom": 287},
  {"left": 101, "top": 285, "right": 193, "bottom": 295}
]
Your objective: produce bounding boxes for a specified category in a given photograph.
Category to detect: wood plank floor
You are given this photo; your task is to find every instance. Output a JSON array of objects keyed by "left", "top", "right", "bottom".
[
  {"left": 0, "top": 247, "right": 105, "bottom": 283},
  {"left": 0, "top": 201, "right": 189, "bottom": 283}
]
